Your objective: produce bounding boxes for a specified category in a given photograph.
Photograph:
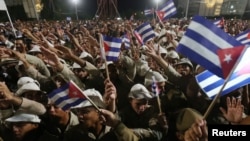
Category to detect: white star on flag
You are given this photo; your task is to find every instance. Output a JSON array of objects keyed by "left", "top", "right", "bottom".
[{"left": 223, "top": 54, "right": 232, "bottom": 64}]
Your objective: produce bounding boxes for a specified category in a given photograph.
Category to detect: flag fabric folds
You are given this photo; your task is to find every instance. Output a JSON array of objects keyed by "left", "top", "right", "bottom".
[
  {"left": 121, "top": 33, "right": 131, "bottom": 49},
  {"left": 0, "top": 0, "right": 7, "bottom": 11},
  {"left": 213, "top": 18, "right": 224, "bottom": 28},
  {"left": 48, "top": 81, "right": 87, "bottom": 110},
  {"left": 134, "top": 22, "right": 155, "bottom": 44},
  {"left": 144, "top": 8, "right": 154, "bottom": 16},
  {"left": 176, "top": 15, "right": 242, "bottom": 78},
  {"left": 157, "top": 0, "right": 177, "bottom": 21},
  {"left": 196, "top": 46, "right": 250, "bottom": 98},
  {"left": 235, "top": 29, "right": 250, "bottom": 45},
  {"left": 102, "top": 35, "right": 122, "bottom": 61}
]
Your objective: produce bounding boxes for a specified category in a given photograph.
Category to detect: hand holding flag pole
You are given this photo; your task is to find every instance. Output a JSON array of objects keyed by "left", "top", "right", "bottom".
[
  {"left": 152, "top": 76, "right": 162, "bottom": 114},
  {"left": 203, "top": 46, "right": 248, "bottom": 119}
]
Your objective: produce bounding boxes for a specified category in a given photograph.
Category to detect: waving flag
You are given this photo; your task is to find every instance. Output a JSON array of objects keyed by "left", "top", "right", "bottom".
[
  {"left": 48, "top": 81, "right": 87, "bottom": 110},
  {"left": 0, "top": 0, "right": 7, "bottom": 11},
  {"left": 155, "top": 11, "right": 165, "bottom": 22},
  {"left": 121, "top": 33, "right": 131, "bottom": 49},
  {"left": 101, "top": 35, "right": 122, "bottom": 61},
  {"left": 196, "top": 45, "right": 250, "bottom": 98},
  {"left": 134, "top": 22, "right": 155, "bottom": 44},
  {"left": 176, "top": 16, "right": 242, "bottom": 79},
  {"left": 213, "top": 18, "right": 224, "bottom": 28},
  {"left": 235, "top": 29, "right": 250, "bottom": 45},
  {"left": 144, "top": 8, "right": 154, "bottom": 16},
  {"left": 157, "top": 0, "right": 177, "bottom": 21},
  {"left": 152, "top": 76, "right": 160, "bottom": 96}
]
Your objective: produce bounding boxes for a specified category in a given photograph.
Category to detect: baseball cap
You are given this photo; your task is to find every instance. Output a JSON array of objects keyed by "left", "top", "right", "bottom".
[
  {"left": 144, "top": 70, "right": 167, "bottom": 87},
  {"left": 128, "top": 83, "right": 153, "bottom": 100},
  {"left": 176, "top": 108, "right": 203, "bottom": 132},
  {"left": 15, "top": 77, "right": 41, "bottom": 96},
  {"left": 5, "top": 112, "right": 41, "bottom": 123},
  {"left": 71, "top": 89, "right": 105, "bottom": 109},
  {"left": 175, "top": 58, "right": 193, "bottom": 70},
  {"left": 28, "top": 45, "right": 42, "bottom": 54}
]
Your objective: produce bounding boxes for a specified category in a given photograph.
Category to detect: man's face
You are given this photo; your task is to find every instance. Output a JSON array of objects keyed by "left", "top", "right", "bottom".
[
  {"left": 73, "top": 106, "right": 100, "bottom": 128},
  {"left": 175, "top": 64, "right": 192, "bottom": 76},
  {"left": 130, "top": 99, "right": 148, "bottom": 115},
  {"left": 15, "top": 39, "right": 26, "bottom": 53},
  {"left": 11, "top": 122, "right": 38, "bottom": 140},
  {"left": 46, "top": 104, "right": 68, "bottom": 124}
]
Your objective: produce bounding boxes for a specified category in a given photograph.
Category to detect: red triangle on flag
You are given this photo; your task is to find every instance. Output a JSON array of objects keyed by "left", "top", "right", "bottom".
[
  {"left": 156, "top": 11, "right": 165, "bottom": 21},
  {"left": 68, "top": 82, "right": 86, "bottom": 99},
  {"left": 103, "top": 41, "right": 110, "bottom": 52},
  {"left": 247, "top": 33, "right": 250, "bottom": 39},
  {"left": 133, "top": 31, "right": 143, "bottom": 45},
  {"left": 217, "top": 46, "right": 245, "bottom": 78}
]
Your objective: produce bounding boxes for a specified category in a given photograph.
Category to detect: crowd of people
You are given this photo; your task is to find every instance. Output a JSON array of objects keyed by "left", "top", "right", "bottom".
[{"left": 0, "top": 16, "right": 248, "bottom": 141}]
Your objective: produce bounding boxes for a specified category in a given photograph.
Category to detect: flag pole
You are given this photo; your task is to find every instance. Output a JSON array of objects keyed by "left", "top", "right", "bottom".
[
  {"left": 70, "top": 80, "right": 101, "bottom": 112},
  {"left": 98, "top": 34, "right": 110, "bottom": 81},
  {"left": 155, "top": 11, "right": 165, "bottom": 29},
  {"left": 5, "top": 4, "right": 17, "bottom": 37},
  {"left": 203, "top": 46, "right": 248, "bottom": 119}
]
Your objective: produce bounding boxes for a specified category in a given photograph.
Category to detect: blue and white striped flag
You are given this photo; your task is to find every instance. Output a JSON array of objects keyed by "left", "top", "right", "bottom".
[
  {"left": 235, "top": 29, "right": 250, "bottom": 45},
  {"left": 48, "top": 81, "right": 87, "bottom": 110},
  {"left": 176, "top": 16, "right": 242, "bottom": 78},
  {"left": 157, "top": 0, "right": 177, "bottom": 21},
  {"left": 121, "top": 33, "right": 130, "bottom": 49},
  {"left": 134, "top": 22, "right": 155, "bottom": 44},
  {"left": 196, "top": 46, "right": 250, "bottom": 99},
  {"left": 151, "top": 76, "right": 160, "bottom": 96},
  {"left": 144, "top": 8, "right": 154, "bottom": 16},
  {"left": 213, "top": 18, "right": 224, "bottom": 28},
  {"left": 102, "top": 35, "right": 122, "bottom": 61}
]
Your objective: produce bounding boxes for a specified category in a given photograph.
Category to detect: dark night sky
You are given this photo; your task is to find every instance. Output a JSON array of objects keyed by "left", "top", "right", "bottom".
[{"left": 53, "top": 0, "right": 170, "bottom": 18}]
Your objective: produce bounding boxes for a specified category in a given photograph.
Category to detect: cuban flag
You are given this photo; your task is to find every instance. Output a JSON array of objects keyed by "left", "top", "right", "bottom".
[
  {"left": 196, "top": 46, "right": 250, "bottom": 99},
  {"left": 157, "top": 0, "right": 177, "bottom": 21},
  {"left": 235, "top": 29, "right": 250, "bottom": 45},
  {"left": 101, "top": 35, "right": 122, "bottom": 61},
  {"left": 152, "top": 76, "right": 160, "bottom": 96},
  {"left": 176, "top": 16, "right": 243, "bottom": 79},
  {"left": 213, "top": 18, "right": 224, "bottom": 28},
  {"left": 134, "top": 22, "right": 155, "bottom": 44},
  {"left": 144, "top": 8, "right": 154, "bottom": 16},
  {"left": 48, "top": 81, "right": 87, "bottom": 110},
  {"left": 121, "top": 33, "right": 131, "bottom": 49}
]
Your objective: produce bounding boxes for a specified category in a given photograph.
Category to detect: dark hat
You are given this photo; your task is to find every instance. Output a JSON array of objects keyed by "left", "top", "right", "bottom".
[{"left": 175, "top": 58, "right": 193, "bottom": 69}]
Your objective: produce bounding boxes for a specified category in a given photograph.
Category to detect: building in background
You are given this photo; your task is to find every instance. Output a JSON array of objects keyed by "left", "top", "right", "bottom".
[{"left": 177, "top": 0, "right": 250, "bottom": 18}]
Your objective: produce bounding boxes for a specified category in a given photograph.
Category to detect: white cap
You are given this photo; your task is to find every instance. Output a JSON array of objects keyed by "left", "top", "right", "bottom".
[
  {"left": 72, "top": 62, "right": 81, "bottom": 69},
  {"left": 99, "top": 61, "right": 113, "bottom": 70},
  {"left": 128, "top": 84, "right": 153, "bottom": 100},
  {"left": 166, "top": 50, "right": 179, "bottom": 59},
  {"left": 28, "top": 45, "right": 42, "bottom": 53},
  {"left": 5, "top": 112, "right": 41, "bottom": 123},
  {"left": 15, "top": 77, "right": 41, "bottom": 96},
  {"left": 144, "top": 70, "right": 167, "bottom": 87},
  {"left": 17, "top": 77, "right": 40, "bottom": 89},
  {"left": 71, "top": 89, "right": 105, "bottom": 109},
  {"left": 135, "top": 60, "right": 150, "bottom": 77},
  {"left": 79, "top": 51, "right": 93, "bottom": 59}
]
